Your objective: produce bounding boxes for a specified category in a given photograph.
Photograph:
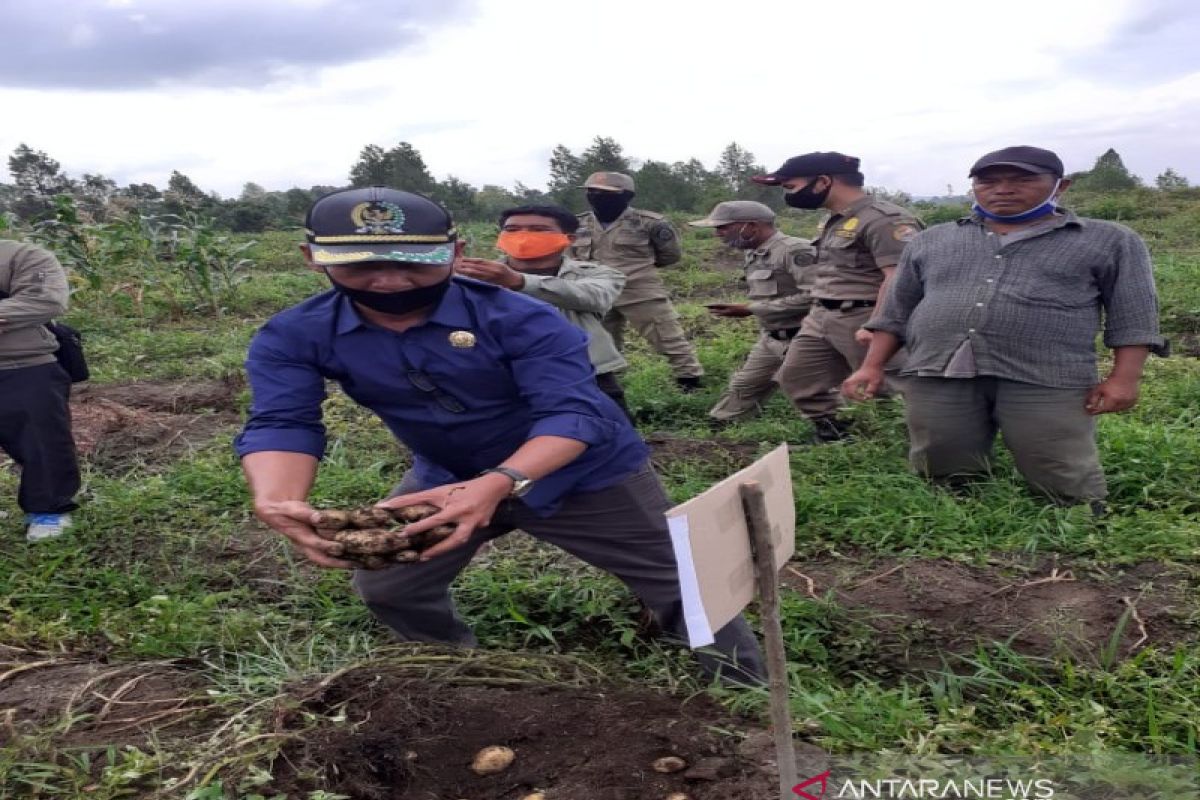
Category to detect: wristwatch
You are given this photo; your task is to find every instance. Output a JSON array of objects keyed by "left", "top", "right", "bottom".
[{"left": 479, "top": 466, "right": 534, "bottom": 498}]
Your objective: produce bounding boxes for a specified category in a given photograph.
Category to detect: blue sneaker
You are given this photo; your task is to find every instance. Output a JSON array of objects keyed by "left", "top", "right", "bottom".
[{"left": 26, "top": 513, "right": 72, "bottom": 542}]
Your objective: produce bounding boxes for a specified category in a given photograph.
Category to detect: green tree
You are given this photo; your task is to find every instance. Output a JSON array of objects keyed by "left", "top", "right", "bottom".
[
  {"left": 633, "top": 160, "right": 701, "bottom": 212},
  {"left": 77, "top": 173, "right": 118, "bottom": 219},
  {"left": 867, "top": 186, "right": 913, "bottom": 206},
  {"left": 284, "top": 187, "right": 314, "bottom": 220},
  {"left": 547, "top": 144, "right": 583, "bottom": 204},
  {"left": 240, "top": 182, "right": 267, "bottom": 201},
  {"left": 1072, "top": 148, "right": 1140, "bottom": 192},
  {"left": 431, "top": 175, "right": 478, "bottom": 221},
  {"left": 716, "top": 142, "right": 759, "bottom": 192},
  {"left": 348, "top": 142, "right": 436, "bottom": 195},
  {"left": 166, "top": 170, "right": 210, "bottom": 211},
  {"left": 123, "top": 182, "right": 162, "bottom": 201},
  {"left": 474, "top": 185, "right": 523, "bottom": 223},
  {"left": 577, "top": 136, "right": 631, "bottom": 177},
  {"left": 1155, "top": 168, "right": 1189, "bottom": 190},
  {"left": 7, "top": 144, "right": 74, "bottom": 218}
]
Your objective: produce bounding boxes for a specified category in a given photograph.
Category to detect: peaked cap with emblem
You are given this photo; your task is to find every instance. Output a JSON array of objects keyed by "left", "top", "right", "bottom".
[{"left": 305, "top": 186, "right": 457, "bottom": 266}]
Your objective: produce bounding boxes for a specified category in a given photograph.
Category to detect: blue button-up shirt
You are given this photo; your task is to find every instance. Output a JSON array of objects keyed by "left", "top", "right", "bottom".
[{"left": 234, "top": 278, "right": 649, "bottom": 515}]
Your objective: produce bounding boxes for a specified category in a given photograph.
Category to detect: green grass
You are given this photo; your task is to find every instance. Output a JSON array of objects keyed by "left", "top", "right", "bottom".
[{"left": 2, "top": 210, "right": 1198, "bottom": 796}]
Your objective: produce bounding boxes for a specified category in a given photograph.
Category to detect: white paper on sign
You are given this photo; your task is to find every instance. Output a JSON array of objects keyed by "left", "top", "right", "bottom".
[
  {"left": 663, "top": 444, "right": 795, "bottom": 649},
  {"left": 667, "top": 514, "right": 715, "bottom": 648}
]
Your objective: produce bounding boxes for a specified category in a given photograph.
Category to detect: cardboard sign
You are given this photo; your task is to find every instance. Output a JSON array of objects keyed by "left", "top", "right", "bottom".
[{"left": 665, "top": 444, "right": 795, "bottom": 647}]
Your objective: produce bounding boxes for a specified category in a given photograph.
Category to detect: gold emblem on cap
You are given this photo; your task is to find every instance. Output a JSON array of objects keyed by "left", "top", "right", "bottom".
[{"left": 449, "top": 330, "right": 476, "bottom": 348}]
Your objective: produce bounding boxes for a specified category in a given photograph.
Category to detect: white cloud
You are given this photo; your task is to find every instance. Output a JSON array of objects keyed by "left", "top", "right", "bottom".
[{"left": 2, "top": 0, "right": 1198, "bottom": 197}]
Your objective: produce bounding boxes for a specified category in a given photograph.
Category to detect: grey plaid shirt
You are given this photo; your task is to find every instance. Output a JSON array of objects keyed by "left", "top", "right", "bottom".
[{"left": 866, "top": 211, "right": 1167, "bottom": 388}]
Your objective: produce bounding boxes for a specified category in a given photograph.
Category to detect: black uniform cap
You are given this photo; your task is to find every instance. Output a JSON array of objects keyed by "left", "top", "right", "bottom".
[
  {"left": 305, "top": 186, "right": 457, "bottom": 266},
  {"left": 753, "top": 152, "right": 861, "bottom": 185}
]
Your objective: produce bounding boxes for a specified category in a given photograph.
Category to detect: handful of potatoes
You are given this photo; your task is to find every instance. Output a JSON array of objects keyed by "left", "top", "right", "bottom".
[{"left": 312, "top": 503, "right": 453, "bottom": 569}]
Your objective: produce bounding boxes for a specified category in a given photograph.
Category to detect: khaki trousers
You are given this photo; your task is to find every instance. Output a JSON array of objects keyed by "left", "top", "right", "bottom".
[
  {"left": 777, "top": 305, "right": 873, "bottom": 418},
  {"left": 605, "top": 299, "right": 703, "bottom": 379},
  {"left": 709, "top": 333, "right": 789, "bottom": 422},
  {"left": 904, "top": 376, "right": 1107, "bottom": 503}
]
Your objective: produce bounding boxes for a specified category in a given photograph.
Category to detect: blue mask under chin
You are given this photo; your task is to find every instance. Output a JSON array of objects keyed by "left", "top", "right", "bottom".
[{"left": 973, "top": 179, "right": 1062, "bottom": 222}]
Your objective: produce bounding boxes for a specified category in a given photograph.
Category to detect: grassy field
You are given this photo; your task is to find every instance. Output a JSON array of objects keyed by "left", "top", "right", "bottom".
[{"left": 1, "top": 207, "right": 1198, "bottom": 798}]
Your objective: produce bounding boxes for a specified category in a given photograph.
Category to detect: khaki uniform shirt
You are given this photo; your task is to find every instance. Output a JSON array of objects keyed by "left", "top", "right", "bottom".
[
  {"left": 0, "top": 240, "right": 70, "bottom": 371},
  {"left": 811, "top": 196, "right": 923, "bottom": 301},
  {"left": 568, "top": 207, "right": 682, "bottom": 306},
  {"left": 744, "top": 232, "right": 816, "bottom": 331},
  {"left": 511, "top": 256, "right": 628, "bottom": 375}
]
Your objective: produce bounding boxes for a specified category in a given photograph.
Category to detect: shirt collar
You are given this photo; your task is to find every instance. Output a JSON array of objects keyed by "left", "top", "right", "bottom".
[
  {"left": 830, "top": 195, "right": 875, "bottom": 221},
  {"left": 750, "top": 230, "right": 786, "bottom": 255},
  {"left": 333, "top": 278, "right": 473, "bottom": 336},
  {"left": 958, "top": 208, "right": 1085, "bottom": 230}
]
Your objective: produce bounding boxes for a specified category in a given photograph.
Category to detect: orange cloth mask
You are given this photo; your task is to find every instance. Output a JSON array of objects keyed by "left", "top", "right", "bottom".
[{"left": 496, "top": 231, "right": 572, "bottom": 260}]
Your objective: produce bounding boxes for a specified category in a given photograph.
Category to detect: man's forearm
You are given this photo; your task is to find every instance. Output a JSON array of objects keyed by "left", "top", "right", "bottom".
[
  {"left": 1109, "top": 345, "right": 1150, "bottom": 382},
  {"left": 242, "top": 451, "right": 319, "bottom": 504},
  {"left": 861, "top": 331, "right": 902, "bottom": 369}
]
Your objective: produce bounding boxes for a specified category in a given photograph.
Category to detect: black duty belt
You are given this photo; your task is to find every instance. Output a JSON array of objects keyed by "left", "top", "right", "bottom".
[
  {"left": 766, "top": 327, "right": 801, "bottom": 341},
  {"left": 816, "top": 298, "right": 876, "bottom": 311}
]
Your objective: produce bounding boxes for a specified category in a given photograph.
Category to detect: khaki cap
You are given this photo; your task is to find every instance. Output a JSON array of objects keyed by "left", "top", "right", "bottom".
[
  {"left": 688, "top": 200, "right": 776, "bottom": 227},
  {"left": 581, "top": 171, "right": 635, "bottom": 192}
]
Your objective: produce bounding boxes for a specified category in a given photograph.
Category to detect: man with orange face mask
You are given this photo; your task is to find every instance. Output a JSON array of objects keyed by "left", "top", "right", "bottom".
[{"left": 456, "top": 205, "right": 631, "bottom": 416}]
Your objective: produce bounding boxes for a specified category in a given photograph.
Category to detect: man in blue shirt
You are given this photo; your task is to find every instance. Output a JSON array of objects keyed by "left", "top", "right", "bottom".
[{"left": 236, "top": 186, "right": 764, "bottom": 684}]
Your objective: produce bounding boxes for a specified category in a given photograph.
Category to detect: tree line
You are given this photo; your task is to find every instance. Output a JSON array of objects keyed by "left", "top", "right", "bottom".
[{"left": 0, "top": 139, "right": 1193, "bottom": 234}]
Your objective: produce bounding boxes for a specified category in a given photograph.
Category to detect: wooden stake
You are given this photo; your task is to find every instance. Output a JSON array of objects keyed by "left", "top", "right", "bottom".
[{"left": 741, "top": 480, "right": 797, "bottom": 800}]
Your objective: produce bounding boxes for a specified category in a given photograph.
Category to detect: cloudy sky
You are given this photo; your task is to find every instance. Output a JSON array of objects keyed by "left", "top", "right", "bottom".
[{"left": 3, "top": 0, "right": 1198, "bottom": 198}]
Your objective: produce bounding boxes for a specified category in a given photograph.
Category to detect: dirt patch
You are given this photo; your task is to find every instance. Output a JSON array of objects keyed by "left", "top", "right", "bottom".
[
  {"left": 0, "top": 658, "right": 212, "bottom": 748},
  {"left": 645, "top": 434, "right": 760, "bottom": 471},
  {"left": 73, "top": 376, "right": 244, "bottom": 413},
  {"left": 783, "top": 557, "right": 1197, "bottom": 669},
  {"left": 69, "top": 378, "right": 243, "bottom": 469},
  {"left": 272, "top": 669, "right": 777, "bottom": 800}
]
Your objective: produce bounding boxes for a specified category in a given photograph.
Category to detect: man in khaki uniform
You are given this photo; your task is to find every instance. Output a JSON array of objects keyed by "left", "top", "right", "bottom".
[
  {"left": 568, "top": 172, "right": 704, "bottom": 391},
  {"left": 754, "top": 152, "right": 922, "bottom": 442},
  {"left": 688, "top": 201, "right": 814, "bottom": 422}
]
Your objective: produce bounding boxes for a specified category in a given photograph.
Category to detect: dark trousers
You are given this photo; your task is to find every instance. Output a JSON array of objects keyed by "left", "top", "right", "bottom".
[
  {"left": 0, "top": 363, "right": 80, "bottom": 514},
  {"left": 595, "top": 371, "right": 633, "bottom": 422},
  {"left": 353, "top": 463, "right": 766, "bottom": 684}
]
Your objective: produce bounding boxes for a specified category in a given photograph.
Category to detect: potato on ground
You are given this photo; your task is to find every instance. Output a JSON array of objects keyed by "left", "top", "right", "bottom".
[{"left": 471, "top": 745, "right": 516, "bottom": 775}]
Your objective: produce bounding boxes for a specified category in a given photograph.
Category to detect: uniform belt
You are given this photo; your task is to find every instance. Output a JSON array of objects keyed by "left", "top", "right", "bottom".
[
  {"left": 816, "top": 298, "right": 876, "bottom": 311},
  {"left": 766, "top": 327, "right": 801, "bottom": 341}
]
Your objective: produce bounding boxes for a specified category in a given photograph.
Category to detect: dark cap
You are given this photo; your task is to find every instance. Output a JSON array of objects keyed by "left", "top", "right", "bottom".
[
  {"left": 304, "top": 186, "right": 457, "bottom": 266},
  {"left": 969, "top": 146, "right": 1064, "bottom": 178},
  {"left": 753, "top": 151, "right": 861, "bottom": 185},
  {"left": 580, "top": 171, "right": 635, "bottom": 192}
]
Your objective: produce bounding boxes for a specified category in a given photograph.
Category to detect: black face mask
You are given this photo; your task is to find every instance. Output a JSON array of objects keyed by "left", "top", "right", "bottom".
[
  {"left": 784, "top": 177, "right": 832, "bottom": 210},
  {"left": 587, "top": 190, "right": 633, "bottom": 223},
  {"left": 327, "top": 271, "right": 452, "bottom": 315}
]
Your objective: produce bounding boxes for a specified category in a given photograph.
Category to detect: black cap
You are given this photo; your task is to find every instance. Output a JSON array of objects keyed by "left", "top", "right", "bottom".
[
  {"left": 969, "top": 146, "right": 1064, "bottom": 178},
  {"left": 304, "top": 186, "right": 457, "bottom": 266},
  {"left": 753, "top": 151, "right": 861, "bottom": 185}
]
